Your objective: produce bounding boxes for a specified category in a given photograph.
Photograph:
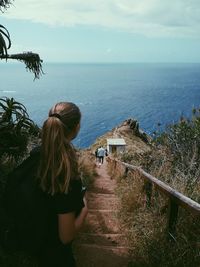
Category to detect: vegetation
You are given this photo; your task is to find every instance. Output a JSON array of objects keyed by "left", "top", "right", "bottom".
[
  {"left": 0, "top": 2, "right": 42, "bottom": 266},
  {"left": 112, "top": 108, "right": 200, "bottom": 267},
  {"left": 78, "top": 149, "right": 97, "bottom": 189},
  {"left": 0, "top": 97, "right": 40, "bottom": 227},
  {"left": 0, "top": 1, "right": 43, "bottom": 79},
  {"left": 0, "top": 97, "right": 40, "bottom": 162},
  {"left": 0, "top": 0, "right": 43, "bottom": 192},
  {"left": 0, "top": 0, "right": 12, "bottom": 11},
  {"left": 122, "top": 108, "right": 200, "bottom": 202},
  {"left": 112, "top": 169, "right": 200, "bottom": 267}
]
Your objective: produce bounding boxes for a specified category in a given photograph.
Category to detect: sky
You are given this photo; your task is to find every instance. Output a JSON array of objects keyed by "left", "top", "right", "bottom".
[{"left": 1, "top": 0, "right": 200, "bottom": 63}]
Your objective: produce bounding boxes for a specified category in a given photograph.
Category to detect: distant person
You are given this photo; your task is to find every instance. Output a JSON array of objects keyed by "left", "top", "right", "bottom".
[
  {"left": 95, "top": 148, "right": 99, "bottom": 162},
  {"left": 98, "top": 146, "right": 105, "bottom": 164},
  {"left": 4, "top": 102, "right": 88, "bottom": 267},
  {"left": 105, "top": 148, "right": 108, "bottom": 157}
]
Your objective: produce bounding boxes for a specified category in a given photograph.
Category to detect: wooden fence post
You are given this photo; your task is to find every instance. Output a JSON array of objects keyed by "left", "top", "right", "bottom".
[
  {"left": 109, "top": 159, "right": 200, "bottom": 242},
  {"left": 111, "top": 159, "right": 117, "bottom": 179},
  {"left": 168, "top": 199, "right": 179, "bottom": 241},
  {"left": 145, "top": 181, "right": 152, "bottom": 208},
  {"left": 123, "top": 166, "right": 129, "bottom": 178}
]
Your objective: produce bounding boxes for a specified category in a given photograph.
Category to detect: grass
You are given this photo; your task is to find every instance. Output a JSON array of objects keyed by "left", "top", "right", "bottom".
[
  {"left": 78, "top": 148, "right": 97, "bottom": 189},
  {"left": 110, "top": 165, "right": 200, "bottom": 267},
  {"left": 107, "top": 109, "right": 200, "bottom": 267}
]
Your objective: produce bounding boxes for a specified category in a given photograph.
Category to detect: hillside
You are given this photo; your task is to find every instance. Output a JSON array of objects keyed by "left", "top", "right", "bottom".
[{"left": 90, "top": 118, "right": 151, "bottom": 158}]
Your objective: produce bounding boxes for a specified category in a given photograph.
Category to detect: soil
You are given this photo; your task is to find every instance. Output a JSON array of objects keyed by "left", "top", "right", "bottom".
[{"left": 74, "top": 159, "right": 132, "bottom": 267}]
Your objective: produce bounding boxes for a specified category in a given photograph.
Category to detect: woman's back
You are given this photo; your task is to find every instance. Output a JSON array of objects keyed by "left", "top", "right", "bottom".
[{"left": 3, "top": 101, "right": 88, "bottom": 267}]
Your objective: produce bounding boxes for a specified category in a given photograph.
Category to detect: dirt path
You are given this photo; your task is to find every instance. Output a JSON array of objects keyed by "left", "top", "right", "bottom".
[{"left": 74, "top": 159, "right": 131, "bottom": 267}]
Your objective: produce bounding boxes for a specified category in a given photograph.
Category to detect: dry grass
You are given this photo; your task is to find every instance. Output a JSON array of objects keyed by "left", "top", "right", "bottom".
[
  {"left": 108, "top": 159, "right": 200, "bottom": 267},
  {"left": 78, "top": 149, "right": 97, "bottom": 189}
]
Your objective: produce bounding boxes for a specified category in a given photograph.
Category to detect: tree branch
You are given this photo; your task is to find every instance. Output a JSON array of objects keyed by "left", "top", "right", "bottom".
[
  {"left": 0, "top": 0, "right": 13, "bottom": 11},
  {"left": 0, "top": 3, "right": 44, "bottom": 79},
  {"left": 1, "top": 52, "right": 44, "bottom": 79}
]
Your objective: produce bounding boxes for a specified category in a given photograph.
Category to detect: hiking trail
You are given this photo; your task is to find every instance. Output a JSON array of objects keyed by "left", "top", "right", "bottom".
[{"left": 74, "top": 159, "right": 132, "bottom": 267}]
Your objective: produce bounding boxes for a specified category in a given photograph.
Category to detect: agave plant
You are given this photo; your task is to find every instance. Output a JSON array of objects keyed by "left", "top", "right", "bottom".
[{"left": 0, "top": 97, "right": 40, "bottom": 160}]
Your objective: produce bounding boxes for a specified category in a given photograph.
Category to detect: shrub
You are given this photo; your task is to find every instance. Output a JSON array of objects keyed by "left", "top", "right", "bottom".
[
  {"left": 122, "top": 108, "right": 200, "bottom": 202},
  {"left": 113, "top": 165, "right": 200, "bottom": 267},
  {"left": 109, "top": 107, "right": 200, "bottom": 266},
  {"left": 156, "top": 109, "right": 200, "bottom": 176},
  {"left": 0, "top": 97, "right": 40, "bottom": 162},
  {"left": 78, "top": 149, "right": 97, "bottom": 189}
]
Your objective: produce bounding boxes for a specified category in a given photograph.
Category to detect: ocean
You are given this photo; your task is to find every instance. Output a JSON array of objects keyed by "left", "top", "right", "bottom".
[{"left": 1, "top": 63, "right": 200, "bottom": 148}]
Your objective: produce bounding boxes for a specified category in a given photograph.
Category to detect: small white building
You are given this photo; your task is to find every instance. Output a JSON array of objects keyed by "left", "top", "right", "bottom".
[{"left": 107, "top": 138, "right": 126, "bottom": 154}]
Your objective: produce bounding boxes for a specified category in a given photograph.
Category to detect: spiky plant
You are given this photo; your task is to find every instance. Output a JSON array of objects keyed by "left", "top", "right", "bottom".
[
  {"left": 0, "top": 7, "right": 43, "bottom": 79},
  {"left": 0, "top": 24, "right": 43, "bottom": 79},
  {"left": 0, "top": 0, "right": 13, "bottom": 11},
  {"left": 0, "top": 24, "right": 11, "bottom": 57},
  {"left": 0, "top": 97, "right": 40, "bottom": 161},
  {"left": 3, "top": 52, "right": 44, "bottom": 80}
]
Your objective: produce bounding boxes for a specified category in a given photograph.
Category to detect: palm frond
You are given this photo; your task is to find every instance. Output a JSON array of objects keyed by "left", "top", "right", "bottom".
[
  {"left": 0, "top": 24, "right": 11, "bottom": 57},
  {"left": 0, "top": 25, "right": 43, "bottom": 79},
  {"left": 0, "top": 0, "right": 13, "bottom": 12},
  {"left": 2, "top": 52, "right": 44, "bottom": 79}
]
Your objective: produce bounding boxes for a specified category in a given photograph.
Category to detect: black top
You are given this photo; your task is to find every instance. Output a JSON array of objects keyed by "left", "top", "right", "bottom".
[
  {"left": 5, "top": 146, "right": 84, "bottom": 266},
  {"left": 31, "top": 146, "right": 84, "bottom": 246},
  {"left": 45, "top": 178, "right": 85, "bottom": 247}
]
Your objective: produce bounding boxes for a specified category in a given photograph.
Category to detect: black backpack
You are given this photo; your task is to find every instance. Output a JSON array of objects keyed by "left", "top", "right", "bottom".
[{"left": 0, "top": 147, "right": 50, "bottom": 254}]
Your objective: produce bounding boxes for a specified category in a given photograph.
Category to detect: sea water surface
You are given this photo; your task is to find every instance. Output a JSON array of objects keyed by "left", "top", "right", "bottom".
[{"left": 1, "top": 63, "right": 200, "bottom": 148}]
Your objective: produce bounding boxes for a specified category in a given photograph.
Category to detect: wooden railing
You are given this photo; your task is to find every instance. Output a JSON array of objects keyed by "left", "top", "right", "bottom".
[{"left": 107, "top": 157, "right": 200, "bottom": 240}]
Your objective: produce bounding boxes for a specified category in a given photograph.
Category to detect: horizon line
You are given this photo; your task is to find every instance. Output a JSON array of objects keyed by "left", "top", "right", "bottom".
[{"left": 1, "top": 61, "right": 200, "bottom": 65}]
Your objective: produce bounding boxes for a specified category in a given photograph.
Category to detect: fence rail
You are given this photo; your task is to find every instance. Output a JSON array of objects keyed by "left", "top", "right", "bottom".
[{"left": 107, "top": 157, "right": 200, "bottom": 239}]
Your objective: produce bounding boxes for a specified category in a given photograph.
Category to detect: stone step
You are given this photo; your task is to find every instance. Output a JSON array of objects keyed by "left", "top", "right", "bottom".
[
  {"left": 82, "top": 210, "right": 120, "bottom": 234},
  {"left": 73, "top": 163, "right": 133, "bottom": 267},
  {"left": 87, "top": 192, "right": 119, "bottom": 210},
  {"left": 87, "top": 192, "right": 116, "bottom": 198},
  {"left": 94, "top": 175, "right": 113, "bottom": 181},
  {"left": 93, "top": 178, "right": 116, "bottom": 188},
  {"left": 91, "top": 180, "right": 116, "bottom": 194},
  {"left": 75, "top": 233, "right": 129, "bottom": 247},
  {"left": 74, "top": 243, "right": 131, "bottom": 267},
  {"left": 90, "top": 186, "right": 114, "bottom": 194}
]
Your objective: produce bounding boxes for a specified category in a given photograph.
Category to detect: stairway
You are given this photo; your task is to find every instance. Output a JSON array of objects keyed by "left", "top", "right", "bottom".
[{"left": 74, "top": 160, "right": 131, "bottom": 267}]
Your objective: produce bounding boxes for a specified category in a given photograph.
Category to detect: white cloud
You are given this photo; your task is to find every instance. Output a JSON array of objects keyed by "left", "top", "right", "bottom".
[{"left": 2, "top": 0, "right": 200, "bottom": 38}]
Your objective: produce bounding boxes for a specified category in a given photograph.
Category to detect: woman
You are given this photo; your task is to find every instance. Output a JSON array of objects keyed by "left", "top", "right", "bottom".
[
  {"left": 3, "top": 102, "right": 87, "bottom": 267},
  {"left": 37, "top": 101, "right": 88, "bottom": 266}
]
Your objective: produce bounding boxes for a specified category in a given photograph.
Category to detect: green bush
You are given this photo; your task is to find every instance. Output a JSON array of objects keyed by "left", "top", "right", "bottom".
[
  {"left": 0, "top": 97, "right": 40, "bottom": 162},
  {"left": 156, "top": 109, "right": 200, "bottom": 175},
  {"left": 0, "top": 97, "right": 40, "bottom": 266}
]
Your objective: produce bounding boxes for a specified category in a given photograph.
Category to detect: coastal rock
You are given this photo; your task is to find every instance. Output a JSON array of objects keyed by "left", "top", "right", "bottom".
[
  {"left": 90, "top": 118, "right": 151, "bottom": 157},
  {"left": 125, "top": 118, "right": 149, "bottom": 143}
]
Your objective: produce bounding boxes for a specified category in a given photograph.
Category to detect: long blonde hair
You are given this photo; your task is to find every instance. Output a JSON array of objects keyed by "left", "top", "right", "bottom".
[{"left": 38, "top": 102, "right": 81, "bottom": 195}]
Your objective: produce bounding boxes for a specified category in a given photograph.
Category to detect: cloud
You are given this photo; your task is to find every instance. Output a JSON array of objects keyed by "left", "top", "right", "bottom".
[{"left": 2, "top": 0, "right": 200, "bottom": 38}]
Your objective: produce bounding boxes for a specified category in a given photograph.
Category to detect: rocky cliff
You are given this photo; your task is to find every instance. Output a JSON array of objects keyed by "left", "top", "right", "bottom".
[{"left": 90, "top": 118, "right": 151, "bottom": 158}]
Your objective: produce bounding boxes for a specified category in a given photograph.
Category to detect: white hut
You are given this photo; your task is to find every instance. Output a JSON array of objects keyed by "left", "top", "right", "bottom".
[{"left": 107, "top": 138, "right": 126, "bottom": 154}]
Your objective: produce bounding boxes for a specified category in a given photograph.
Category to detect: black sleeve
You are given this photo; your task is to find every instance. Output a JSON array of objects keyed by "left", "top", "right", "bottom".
[{"left": 51, "top": 179, "right": 85, "bottom": 214}]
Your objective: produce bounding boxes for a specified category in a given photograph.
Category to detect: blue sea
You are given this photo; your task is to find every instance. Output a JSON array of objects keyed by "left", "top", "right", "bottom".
[{"left": 1, "top": 63, "right": 200, "bottom": 148}]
